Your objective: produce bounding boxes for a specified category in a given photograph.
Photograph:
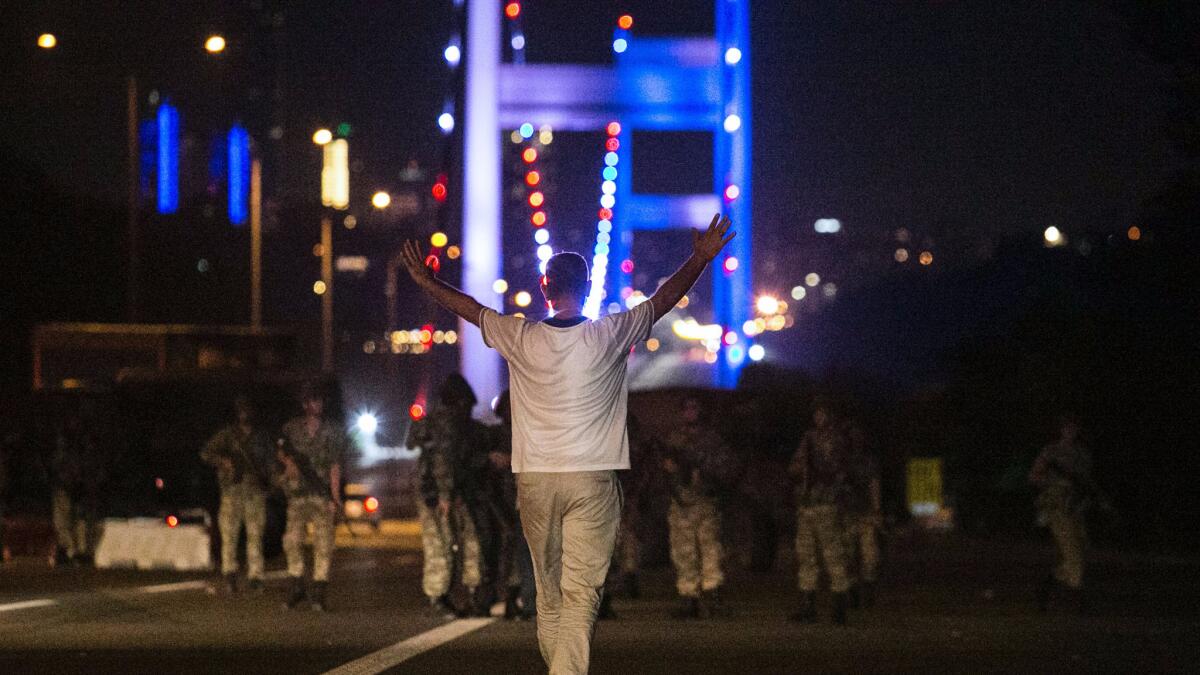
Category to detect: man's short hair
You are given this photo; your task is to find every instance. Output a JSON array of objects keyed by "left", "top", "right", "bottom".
[{"left": 545, "top": 252, "right": 589, "bottom": 300}]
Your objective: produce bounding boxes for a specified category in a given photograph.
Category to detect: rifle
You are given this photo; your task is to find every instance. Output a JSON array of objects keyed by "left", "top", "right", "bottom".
[
  {"left": 230, "top": 431, "right": 272, "bottom": 492},
  {"left": 275, "top": 438, "right": 330, "bottom": 498}
]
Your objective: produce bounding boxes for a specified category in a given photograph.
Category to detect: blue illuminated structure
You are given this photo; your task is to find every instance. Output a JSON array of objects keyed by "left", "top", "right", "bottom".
[
  {"left": 465, "top": 0, "right": 753, "bottom": 391},
  {"left": 227, "top": 124, "right": 250, "bottom": 225},
  {"left": 155, "top": 101, "right": 179, "bottom": 215}
]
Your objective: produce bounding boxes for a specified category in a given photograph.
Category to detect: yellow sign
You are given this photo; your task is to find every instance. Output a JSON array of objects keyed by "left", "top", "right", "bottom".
[{"left": 906, "top": 457, "right": 943, "bottom": 517}]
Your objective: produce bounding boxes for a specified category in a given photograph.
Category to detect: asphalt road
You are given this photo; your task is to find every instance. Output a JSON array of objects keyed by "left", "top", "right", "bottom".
[{"left": 1, "top": 527, "right": 1196, "bottom": 674}]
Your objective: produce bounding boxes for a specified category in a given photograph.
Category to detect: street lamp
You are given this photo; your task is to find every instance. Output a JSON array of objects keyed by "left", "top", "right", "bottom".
[
  {"left": 312, "top": 128, "right": 333, "bottom": 145},
  {"left": 372, "top": 191, "right": 391, "bottom": 209},
  {"left": 37, "top": 33, "right": 57, "bottom": 49},
  {"left": 204, "top": 35, "right": 226, "bottom": 54}
]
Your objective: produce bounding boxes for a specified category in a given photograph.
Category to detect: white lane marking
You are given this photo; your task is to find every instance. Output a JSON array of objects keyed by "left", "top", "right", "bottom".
[
  {"left": 137, "top": 580, "right": 211, "bottom": 594},
  {"left": 322, "top": 618, "right": 496, "bottom": 675},
  {"left": 0, "top": 599, "right": 58, "bottom": 613}
]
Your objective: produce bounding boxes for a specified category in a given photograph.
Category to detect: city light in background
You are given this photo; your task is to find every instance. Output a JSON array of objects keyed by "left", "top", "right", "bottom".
[
  {"left": 37, "top": 33, "right": 57, "bottom": 49},
  {"left": 371, "top": 191, "right": 391, "bottom": 209},
  {"left": 204, "top": 35, "right": 226, "bottom": 54},
  {"left": 312, "top": 128, "right": 332, "bottom": 145}
]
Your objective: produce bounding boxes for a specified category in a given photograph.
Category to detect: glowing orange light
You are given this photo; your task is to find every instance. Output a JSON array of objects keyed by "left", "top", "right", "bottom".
[
  {"left": 525, "top": 171, "right": 541, "bottom": 186},
  {"left": 618, "top": 15, "right": 634, "bottom": 30},
  {"left": 1127, "top": 226, "right": 1141, "bottom": 241},
  {"left": 528, "top": 191, "right": 544, "bottom": 207},
  {"left": 724, "top": 257, "right": 739, "bottom": 272},
  {"left": 166, "top": 515, "right": 179, "bottom": 528},
  {"left": 605, "top": 137, "right": 620, "bottom": 152},
  {"left": 409, "top": 404, "right": 425, "bottom": 420},
  {"left": 431, "top": 182, "right": 447, "bottom": 201},
  {"left": 364, "top": 497, "right": 379, "bottom": 513},
  {"left": 505, "top": 2, "right": 521, "bottom": 18},
  {"left": 598, "top": 207, "right": 613, "bottom": 220},
  {"left": 531, "top": 211, "right": 547, "bottom": 226},
  {"left": 522, "top": 148, "right": 538, "bottom": 163},
  {"left": 606, "top": 122, "right": 621, "bottom": 136},
  {"left": 424, "top": 254, "right": 441, "bottom": 273}
]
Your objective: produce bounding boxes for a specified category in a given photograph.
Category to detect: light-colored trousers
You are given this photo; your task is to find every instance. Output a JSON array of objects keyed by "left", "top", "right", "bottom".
[
  {"left": 668, "top": 498, "right": 725, "bottom": 597},
  {"left": 52, "top": 489, "right": 95, "bottom": 557},
  {"left": 1046, "top": 508, "right": 1086, "bottom": 588},
  {"left": 218, "top": 483, "right": 267, "bottom": 579},
  {"left": 795, "top": 504, "right": 850, "bottom": 593},
  {"left": 417, "top": 499, "right": 482, "bottom": 599},
  {"left": 518, "top": 471, "right": 622, "bottom": 675},
  {"left": 283, "top": 494, "right": 335, "bottom": 582}
]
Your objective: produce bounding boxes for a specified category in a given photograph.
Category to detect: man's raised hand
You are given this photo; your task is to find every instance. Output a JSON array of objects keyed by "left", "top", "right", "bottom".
[
  {"left": 401, "top": 239, "right": 435, "bottom": 287},
  {"left": 693, "top": 213, "right": 735, "bottom": 262}
]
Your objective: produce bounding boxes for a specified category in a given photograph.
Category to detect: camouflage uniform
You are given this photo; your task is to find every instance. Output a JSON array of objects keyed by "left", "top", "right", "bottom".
[
  {"left": 1032, "top": 441, "right": 1093, "bottom": 589},
  {"left": 407, "top": 405, "right": 489, "bottom": 600},
  {"left": 201, "top": 424, "right": 272, "bottom": 581},
  {"left": 843, "top": 443, "right": 881, "bottom": 588},
  {"left": 279, "top": 418, "right": 348, "bottom": 583},
  {"left": 51, "top": 422, "right": 105, "bottom": 561},
  {"left": 790, "top": 428, "right": 850, "bottom": 594},
  {"left": 664, "top": 424, "right": 737, "bottom": 598}
]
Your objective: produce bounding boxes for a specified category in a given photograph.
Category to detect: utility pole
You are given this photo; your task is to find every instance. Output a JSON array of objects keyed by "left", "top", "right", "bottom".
[
  {"left": 250, "top": 158, "right": 263, "bottom": 331},
  {"left": 321, "top": 215, "right": 333, "bottom": 372},
  {"left": 126, "top": 75, "right": 140, "bottom": 322}
]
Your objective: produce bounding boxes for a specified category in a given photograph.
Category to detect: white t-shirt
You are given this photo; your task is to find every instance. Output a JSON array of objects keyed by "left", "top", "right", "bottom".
[{"left": 479, "top": 300, "right": 655, "bottom": 473}]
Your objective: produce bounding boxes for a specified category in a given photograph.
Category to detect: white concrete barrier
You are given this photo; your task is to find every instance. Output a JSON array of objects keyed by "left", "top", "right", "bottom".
[{"left": 93, "top": 518, "right": 212, "bottom": 571}]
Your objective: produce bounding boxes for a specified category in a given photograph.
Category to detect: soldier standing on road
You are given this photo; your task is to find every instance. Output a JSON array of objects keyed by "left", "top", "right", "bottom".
[
  {"left": 406, "top": 373, "right": 489, "bottom": 618},
  {"left": 663, "top": 397, "right": 738, "bottom": 620},
  {"left": 1029, "top": 413, "right": 1102, "bottom": 613},
  {"left": 201, "top": 395, "right": 273, "bottom": 595},
  {"left": 279, "top": 384, "right": 349, "bottom": 612},
  {"left": 843, "top": 419, "right": 882, "bottom": 608},
  {"left": 50, "top": 403, "right": 106, "bottom": 567},
  {"left": 788, "top": 403, "right": 852, "bottom": 625},
  {"left": 487, "top": 390, "right": 537, "bottom": 620}
]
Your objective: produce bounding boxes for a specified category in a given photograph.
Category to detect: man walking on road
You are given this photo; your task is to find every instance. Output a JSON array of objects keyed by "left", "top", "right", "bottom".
[
  {"left": 401, "top": 213, "right": 734, "bottom": 674},
  {"left": 200, "top": 395, "right": 273, "bottom": 594}
]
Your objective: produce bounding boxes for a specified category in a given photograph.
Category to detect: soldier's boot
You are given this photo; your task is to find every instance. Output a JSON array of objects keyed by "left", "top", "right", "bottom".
[
  {"left": 831, "top": 592, "right": 849, "bottom": 626},
  {"left": 622, "top": 572, "right": 641, "bottom": 600},
  {"left": 671, "top": 596, "right": 701, "bottom": 620},
  {"left": 788, "top": 592, "right": 817, "bottom": 623},
  {"left": 860, "top": 582, "right": 876, "bottom": 608},
  {"left": 284, "top": 576, "right": 307, "bottom": 609},
  {"left": 597, "top": 592, "right": 617, "bottom": 620},
  {"left": 309, "top": 581, "right": 329, "bottom": 612},
  {"left": 223, "top": 573, "right": 238, "bottom": 595},
  {"left": 429, "top": 594, "right": 457, "bottom": 620},
  {"left": 699, "top": 587, "right": 725, "bottom": 619},
  {"left": 247, "top": 578, "right": 265, "bottom": 594},
  {"left": 1036, "top": 574, "right": 1055, "bottom": 613},
  {"left": 504, "top": 586, "right": 521, "bottom": 620},
  {"left": 848, "top": 584, "right": 861, "bottom": 609},
  {"left": 1067, "top": 588, "right": 1089, "bottom": 615}
]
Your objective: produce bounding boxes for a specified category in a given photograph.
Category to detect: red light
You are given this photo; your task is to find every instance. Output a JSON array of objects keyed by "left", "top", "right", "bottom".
[
  {"left": 620, "top": 259, "right": 634, "bottom": 274},
  {"left": 431, "top": 183, "right": 447, "bottom": 201},
  {"left": 605, "top": 137, "right": 620, "bottom": 152},
  {"left": 421, "top": 324, "right": 434, "bottom": 346},
  {"left": 364, "top": 497, "right": 379, "bottom": 513},
  {"left": 166, "top": 515, "right": 179, "bottom": 528},
  {"left": 529, "top": 191, "right": 545, "bottom": 207},
  {"left": 541, "top": 275, "right": 548, "bottom": 287},
  {"left": 724, "top": 184, "right": 740, "bottom": 201},
  {"left": 723, "top": 257, "right": 739, "bottom": 272},
  {"left": 606, "top": 122, "right": 621, "bottom": 136},
  {"left": 505, "top": 2, "right": 521, "bottom": 19},
  {"left": 522, "top": 148, "right": 538, "bottom": 163},
  {"left": 154, "top": 477, "right": 165, "bottom": 490},
  {"left": 424, "top": 255, "right": 441, "bottom": 273},
  {"left": 618, "top": 15, "right": 634, "bottom": 30},
  {"left": 531, "top": 211, "right": 547, "bottom": 226},
  {"left": 525, "top": 171, "right": 541, "bottom": 186},
  {"left": 409, "top": 404, "right": 425, "bottom": 420},
  {"left": 598, "top": 207, "right": 613, "bottom": 220}
]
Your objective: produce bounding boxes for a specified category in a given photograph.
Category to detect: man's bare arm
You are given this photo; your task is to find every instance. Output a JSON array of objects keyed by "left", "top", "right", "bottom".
[
  {"left": 648, "top": 213, "right": 734, "bottom": 323},
  {"left": 400, "top": 239, "right": 488, "bottom": 326}
]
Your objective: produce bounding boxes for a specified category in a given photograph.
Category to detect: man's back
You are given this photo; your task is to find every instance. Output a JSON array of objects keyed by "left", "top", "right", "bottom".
[{"left": 479, "top": 301, "right": 653, "bottom": 473}]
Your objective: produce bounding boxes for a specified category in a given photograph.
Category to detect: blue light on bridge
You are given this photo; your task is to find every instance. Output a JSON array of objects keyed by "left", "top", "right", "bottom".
[
  {"left": 227, "top": 124, "right": 250, "bottom": 226},
  {"left": 156, "top": 102, "right": 179, "bottom": 214}
]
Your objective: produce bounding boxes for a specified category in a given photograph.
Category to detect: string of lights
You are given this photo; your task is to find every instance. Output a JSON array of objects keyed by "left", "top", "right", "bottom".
[
  {"left": 504, "top": 2, "right": 526, "bottom": 64},
  {"left": 584, "top": 120, "right": 623, "bottom": 319}
]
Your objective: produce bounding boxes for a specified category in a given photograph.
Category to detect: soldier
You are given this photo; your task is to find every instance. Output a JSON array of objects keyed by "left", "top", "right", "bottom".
[
  {"left": 487, "top": 390, "right": 536, "bottom": 620},
  {"left": 842, "top": 419, "right": 882, "bottom": 608},
  {"left": 663, "top": 397, "right": 738, "bottom": 620},
  {"left": 788, "top": 403, "right": 851, "bottom": 625},
  {"left": 278, "top": 384, "right": 349, "bottom": 612},
  {"left": 200, "top": 395, "right": 273, "bottom": 594},
  {"left": 406, "top": 373, "right": 489, "bottom": 618},
  {"left": 50, "top": 402, "right": 105, "bottom": 567},
  {"left": 1029, "top": 414, "right": 1102, "bottom": 613}
]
